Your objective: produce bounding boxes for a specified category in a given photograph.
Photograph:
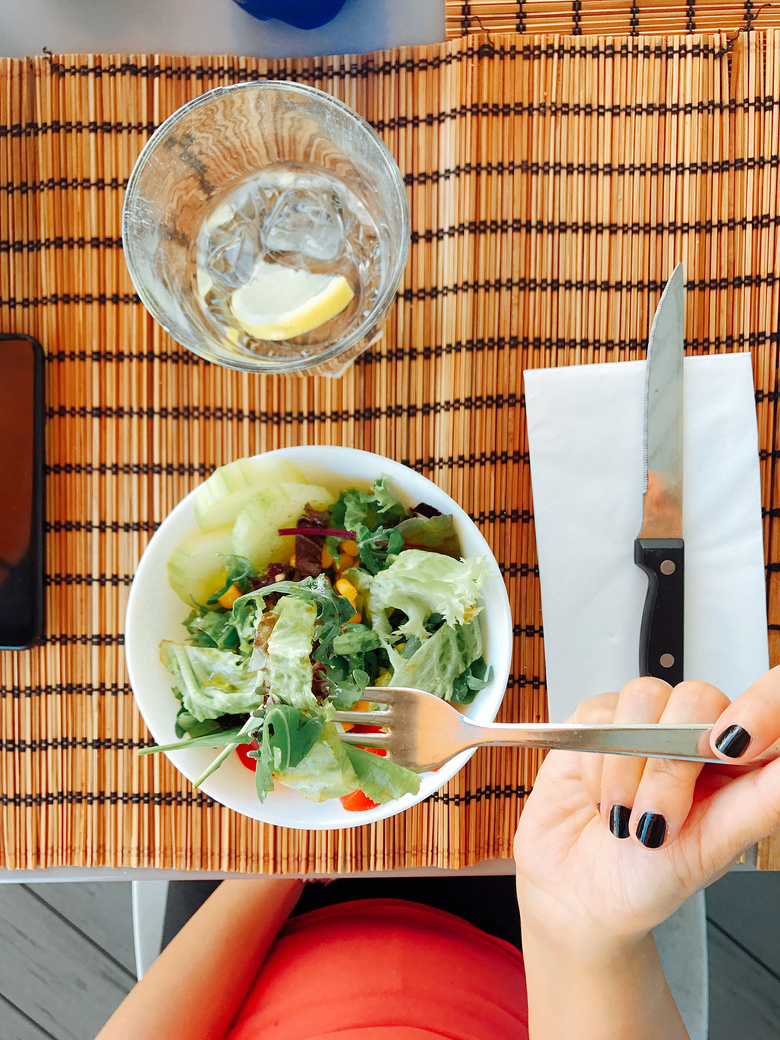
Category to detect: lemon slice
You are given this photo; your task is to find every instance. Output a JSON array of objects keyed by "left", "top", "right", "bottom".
[{"left": 230, "top": 259, "right": 354, "bottom": 341}]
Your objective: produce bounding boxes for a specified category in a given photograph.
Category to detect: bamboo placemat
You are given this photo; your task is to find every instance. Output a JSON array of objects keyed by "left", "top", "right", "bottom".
[
  {"left": 447, "top": 0, "right": 780, "bottom": 37},
  {"left": 1, "top": 29, "right": 779, "bottom": 872}
]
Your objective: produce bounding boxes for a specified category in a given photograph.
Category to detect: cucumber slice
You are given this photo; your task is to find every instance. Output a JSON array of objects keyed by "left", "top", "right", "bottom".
[
  {"left": 194, "top": 457, "right": 307, "bottom": 532},
  {"left": 232, "top": 482, "right": 336, "bottom": 573},
  {"left": 167, "top": 525, "right": 235, "bottom": 606}
]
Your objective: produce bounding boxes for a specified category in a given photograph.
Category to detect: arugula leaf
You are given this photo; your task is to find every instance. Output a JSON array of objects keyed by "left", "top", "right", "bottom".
[
  {"left": 174, "top": 708, "right": 227, "bottom": 739},
  {"left": 330, "top": 478, "right": 408, "bottom": 533},
  {"left": 137, "top": 725, "right": 249, "bottom": 755},
  {"left": 193, "top": 714, "right": 260, "bottom": 787},
  {"left": 331, "top": 624, "right": 382, "bottom": 656},
  {"left": 450, "top": 658, "right": 494, "bottom": 705},
  {"left": 314, "top": 654, "right": 370, "bottom": 708},
  {"left": 263, "top": 704, "right": 324, "bottom": 772},
  {"left": 324, "top": 533, "right": 343, "bottom": 562},
  {"left": 254, "top": 746, "right": 274, "bottom": 802},
  {"left": 206, "top": 554, "right": 258, "bottom": 604},
  {"left": 248, "top": 704, "right": 327, "bottom": 801},
  {"left": 354, "top": 523, "right": 404, "bottom": 575},
  {"left": 343, "top": 744, "right": 421, "bottom": 800}
]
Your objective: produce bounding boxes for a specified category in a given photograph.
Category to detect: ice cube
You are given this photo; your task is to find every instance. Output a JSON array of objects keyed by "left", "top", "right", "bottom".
[
  {"left": 261, "top": 187, "right": 345, "bottom": 262},
  {"left": 200, "top": 220, "right": 259, "bottom": 290},
  {"left": 233, "top": 180, "right": 273, "bottom": 226}
]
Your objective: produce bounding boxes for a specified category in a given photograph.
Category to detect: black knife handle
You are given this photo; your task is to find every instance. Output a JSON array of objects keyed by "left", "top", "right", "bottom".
[{"left": 634, "top": 538, "right": 684, "bottom": 685}]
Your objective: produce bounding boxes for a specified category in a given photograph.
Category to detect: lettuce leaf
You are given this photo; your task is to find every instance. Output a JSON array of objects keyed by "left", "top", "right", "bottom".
[
  {"left": 382, "top": 619, "right": 484, "bottom": 701},
  {"left": 262, "top": 595, "right": 318, "bottom": 710},
  {"left": 160, "top": 642, "right": 264, "bottom": 722},
  {"left": 365, "top": 549, "right": 490, "bottom": 641},
  {"left": 274, "top": 722, "right": 358, "bottom": 801},
  {"left": 394, "top": 514, "right": 461, "bottom": 558},
  {"left": 236, "top": 575, "right": 375, "bottom": 706}
]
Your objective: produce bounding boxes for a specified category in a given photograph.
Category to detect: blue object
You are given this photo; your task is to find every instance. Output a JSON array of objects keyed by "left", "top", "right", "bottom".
[{"left": 233, "top": 0, "right": 349, "bottom": 30}]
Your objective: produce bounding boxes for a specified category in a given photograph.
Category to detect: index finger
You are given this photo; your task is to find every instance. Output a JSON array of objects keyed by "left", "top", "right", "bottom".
[{"left": 710, "top": 665, "right": 780, "bottom": 760}]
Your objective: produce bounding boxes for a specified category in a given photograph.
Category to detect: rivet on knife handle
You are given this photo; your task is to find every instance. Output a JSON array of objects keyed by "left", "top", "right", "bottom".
[{"left": 634, "top": 537, "right": 684, "bottom": 684}]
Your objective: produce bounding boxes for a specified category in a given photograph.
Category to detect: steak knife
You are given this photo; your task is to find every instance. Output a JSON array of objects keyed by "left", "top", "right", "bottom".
[{"left": 635, "top": 264, "right": 685, "bottom": 685}]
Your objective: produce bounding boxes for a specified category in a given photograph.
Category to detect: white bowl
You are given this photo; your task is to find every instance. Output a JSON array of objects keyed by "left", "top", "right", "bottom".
[{"left": 125, "top": 446, "right": 513, "bottom": 830}]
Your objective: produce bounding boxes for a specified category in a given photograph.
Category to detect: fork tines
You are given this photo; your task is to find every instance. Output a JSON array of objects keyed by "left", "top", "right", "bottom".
[
  {"left": 333, "top": 687, "right": 392, "bottom": 744},
  {"left": 332, "top": 707, "right": 387, "bottom": 726}
]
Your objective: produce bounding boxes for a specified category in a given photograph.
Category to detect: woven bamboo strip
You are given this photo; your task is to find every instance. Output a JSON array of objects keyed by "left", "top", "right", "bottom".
[
  {"left": 446, "top": 0, "right": 780, "bottom": 37},
  {"left": 2, "top": 31, "right": 780, "bottom": 871}
]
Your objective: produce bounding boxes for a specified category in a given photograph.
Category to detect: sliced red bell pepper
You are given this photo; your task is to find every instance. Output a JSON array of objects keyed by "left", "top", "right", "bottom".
[
  {"left": 236, "top": 739, "right": 259, "bottom": 771},
  {"left": 340, "top": 789, "right": 380, "bottom": 811}
]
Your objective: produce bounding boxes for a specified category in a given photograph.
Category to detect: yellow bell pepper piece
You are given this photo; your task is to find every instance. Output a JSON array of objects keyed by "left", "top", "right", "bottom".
[{"left": 339, "top": 698, "right": 371, "bottom": 732}]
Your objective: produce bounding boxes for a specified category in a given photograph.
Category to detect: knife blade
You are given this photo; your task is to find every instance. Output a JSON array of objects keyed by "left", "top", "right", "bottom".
[{"left": 635, "top": 264, "right": 685, "bottom": 685}]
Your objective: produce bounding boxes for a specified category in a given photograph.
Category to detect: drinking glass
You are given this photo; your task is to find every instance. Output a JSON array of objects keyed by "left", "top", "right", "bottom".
[{"left": 122, "top": 81, "right": 409, "bottom": 376}]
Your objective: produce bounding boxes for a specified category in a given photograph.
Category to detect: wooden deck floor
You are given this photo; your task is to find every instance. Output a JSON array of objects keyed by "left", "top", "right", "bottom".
[{"left": 0, "top": 872, "right": 778, "bottom": 1038}]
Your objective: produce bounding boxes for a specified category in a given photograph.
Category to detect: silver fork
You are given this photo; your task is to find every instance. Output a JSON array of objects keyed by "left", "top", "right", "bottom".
[{"left": 333, "top": 686, "right": 724, "bottom": 772}]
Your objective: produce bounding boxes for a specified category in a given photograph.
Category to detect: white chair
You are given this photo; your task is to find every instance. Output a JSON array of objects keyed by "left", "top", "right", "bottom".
[
  {"left": 654, "top": 892, "right": 709, "bottom": 1040},
  {"left": 131, "top": 880, "right": 170, "bottom": 979}
]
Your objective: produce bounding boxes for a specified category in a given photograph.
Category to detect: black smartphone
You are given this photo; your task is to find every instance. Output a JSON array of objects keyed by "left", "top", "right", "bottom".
[{"left": 0, "top": 334, "right": 45, "bottom": 649}]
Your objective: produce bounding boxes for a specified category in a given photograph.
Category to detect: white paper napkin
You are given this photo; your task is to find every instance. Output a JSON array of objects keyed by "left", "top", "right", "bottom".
[{"left": 524, "top": 353, "right": 769, "bottom": 722}]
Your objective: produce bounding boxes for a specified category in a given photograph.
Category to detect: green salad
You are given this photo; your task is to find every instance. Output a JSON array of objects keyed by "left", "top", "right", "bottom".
[{"left": 140, "top": 457, "right": 491, "bottom": 811}]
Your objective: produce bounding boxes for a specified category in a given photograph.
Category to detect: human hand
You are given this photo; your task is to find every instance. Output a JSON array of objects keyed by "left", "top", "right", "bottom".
[{"left": 514, "top": 667, "right": 780, "bottom": 957}]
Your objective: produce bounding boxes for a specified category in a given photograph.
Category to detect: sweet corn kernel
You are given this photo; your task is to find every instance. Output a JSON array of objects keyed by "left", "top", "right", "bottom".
[
  {"left": 341, "top": 539, "right": 359, "bottom": 556},
  {"left": 321, "top": 545, "right": 335, "bottom": 569},
  {"left": 217, "top": 583, "right": 242, "bottom": 609},
  {"left": 335, "top": 577, "right": 358, "bottom": 606},
  {"left": 289, "top": 553, "right": 296, "bottom": 568},
  {"left": 338, "top": 552, "right": 355, "bottom": 572}
]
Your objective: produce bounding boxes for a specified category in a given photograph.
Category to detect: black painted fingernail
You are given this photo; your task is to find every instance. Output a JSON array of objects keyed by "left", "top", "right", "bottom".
[
  {"left": 715, "top": 724, "right": 752, "bottom": 759},
  {"left": 609, "top": 804, "right": 631, "bottom": 839},
  {"left": 636, "top": 811, "right": 667, "bottom": 849}
]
